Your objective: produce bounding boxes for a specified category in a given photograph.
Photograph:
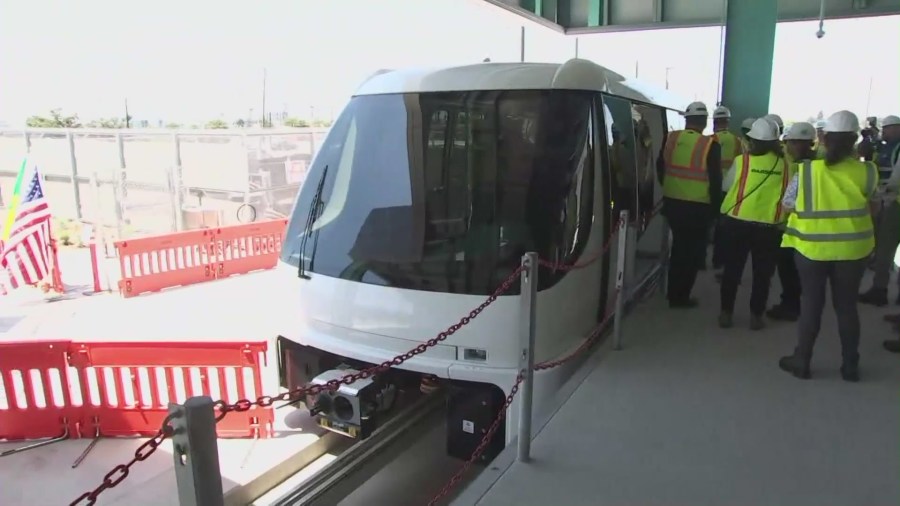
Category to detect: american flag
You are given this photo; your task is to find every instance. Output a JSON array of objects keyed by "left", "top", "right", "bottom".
[{"left": 0, "top": 162, "right": 54, "bottom": 290}]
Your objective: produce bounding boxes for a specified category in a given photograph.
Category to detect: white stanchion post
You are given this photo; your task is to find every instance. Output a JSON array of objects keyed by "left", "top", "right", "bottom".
[
  {"left": 613, "top": 211, "right": 629, "bottom": 351},
  {"left": 517, "top": 252, "right": 538, "bottom": 463}
]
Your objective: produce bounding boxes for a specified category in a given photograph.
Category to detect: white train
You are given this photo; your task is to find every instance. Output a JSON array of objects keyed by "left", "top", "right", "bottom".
[{"left": 273, "top": 58, "right": 687, "bottom": 459}]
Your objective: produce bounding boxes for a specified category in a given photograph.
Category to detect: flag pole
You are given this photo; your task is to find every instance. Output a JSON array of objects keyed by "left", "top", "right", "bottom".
[{"left": 2, "top": 157, "right": 28, "bottom": 241}]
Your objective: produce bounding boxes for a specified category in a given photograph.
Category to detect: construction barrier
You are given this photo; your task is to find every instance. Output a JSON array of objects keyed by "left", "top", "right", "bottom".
[
  {"left": 114, "top": 219, "right": 287, "bottom": 298},
  {"left": 0, "top": 339, "right": 273, "bottom": 443},
  {"left": 212, "top": 219, "right": 287, "bottom": 279}
]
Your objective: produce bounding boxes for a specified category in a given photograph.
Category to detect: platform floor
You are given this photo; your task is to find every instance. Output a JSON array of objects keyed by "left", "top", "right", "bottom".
[{"left": 460, "top": 269, "right": 900, "bottom": 506}]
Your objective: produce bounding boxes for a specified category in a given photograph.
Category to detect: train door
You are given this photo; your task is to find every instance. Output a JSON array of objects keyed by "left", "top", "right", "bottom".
[{"left": 591, "top": 93, "right": 612, "bottom": 323}]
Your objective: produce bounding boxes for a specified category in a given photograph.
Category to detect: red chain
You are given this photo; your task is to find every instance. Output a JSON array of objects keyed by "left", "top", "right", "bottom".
[
  {"left": 70, "top": 413, "right": 178, "bottom": 506},
  {"left": 427, "top": 371, "right": 525, "bottom": 506}
]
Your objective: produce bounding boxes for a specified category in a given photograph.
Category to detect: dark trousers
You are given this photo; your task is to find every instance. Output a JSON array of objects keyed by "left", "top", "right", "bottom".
[
  {"left": 719, "top": 217, "right": 781, "bottom": 315},
  {"left": 795, "top": 254, "right": 866, "bottom": 364},
  {"left": 775, "top": 245, "right": 801, "bottom": 311},
  {"left": 712, "top": 217, "right": 726, "bottom": 269},
  {"left": 666, "top": 202, "right": 711, "bottom": 303}
]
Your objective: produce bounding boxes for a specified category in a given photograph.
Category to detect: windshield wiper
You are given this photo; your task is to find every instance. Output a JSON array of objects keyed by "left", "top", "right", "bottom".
[{"left": 297, "top": 165, "right": 328, "bottom": 279}]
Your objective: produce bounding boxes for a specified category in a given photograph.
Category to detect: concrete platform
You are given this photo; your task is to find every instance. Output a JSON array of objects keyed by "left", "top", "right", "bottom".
[{"left": 458, "top": 269, "right": 900, "bottom": 506}]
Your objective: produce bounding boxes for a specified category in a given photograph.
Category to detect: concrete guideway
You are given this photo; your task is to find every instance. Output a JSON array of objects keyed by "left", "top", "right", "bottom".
[{"left": 459, "top": 269, "right": 900, "bottom": 506}]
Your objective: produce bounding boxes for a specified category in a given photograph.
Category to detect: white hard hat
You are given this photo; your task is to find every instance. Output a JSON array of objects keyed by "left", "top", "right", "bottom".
[
  {"left": 883, "top": 115, "right": 900, "bottom": 127},
  {"left": 747, "top": 118, "right": 780, "bottom": 141},
  {"left": 824, "top": 110, "right": 860, "bottom": 133},
  {"left": 784, "top": 122, "right": 817, "bottom": 141},
  {"left": 762, "top": 113, "right": 784, "bottom": 128},
  {"left": 741, "top": 118, "right": 756, "bottom": 130},
  {"left": 683, "top": 101, "right": 709, "bottom": 117},
  {"left": 815, "top": 120, "right": 827, "bottom": 130},
  {"left": 713, "top": 106, "right": 731, "bottom": 119}
]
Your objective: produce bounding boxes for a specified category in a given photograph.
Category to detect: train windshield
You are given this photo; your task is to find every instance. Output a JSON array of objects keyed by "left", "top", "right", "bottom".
[{"left": 281, "top": 90, "right": 595, "bottom": 295}]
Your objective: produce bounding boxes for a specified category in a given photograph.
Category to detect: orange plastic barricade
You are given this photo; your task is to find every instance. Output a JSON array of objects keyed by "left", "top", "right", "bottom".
[
  {"left": 115, "top": 228, "right": 216, "bottom": 298},
  {"left": 0, "top": 340, "right": 80, "bottom": 441},
  {"left": 212, "top": 219, "right": 288, "bottom": 279},
  {"left": 67, "top": 340, "right": 274, "bottom": 438}
]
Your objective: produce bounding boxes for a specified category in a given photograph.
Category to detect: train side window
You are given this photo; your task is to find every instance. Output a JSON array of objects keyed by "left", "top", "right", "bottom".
[
  {"left": 602, "top": 96, "right": 638, "bottom": 224},
  {"left": 666, "top": 109, "right": 685, "bottom": 132}
]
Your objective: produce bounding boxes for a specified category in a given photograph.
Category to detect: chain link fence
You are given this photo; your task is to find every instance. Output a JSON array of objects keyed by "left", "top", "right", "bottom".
[{"left": 0, "top": 128, "right": 328, "bottom": 241}]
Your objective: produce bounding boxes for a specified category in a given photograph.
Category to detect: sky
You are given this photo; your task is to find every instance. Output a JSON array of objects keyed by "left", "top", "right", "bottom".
[{"left": 0, "top": 0, "right": 897, "bottom": 126}]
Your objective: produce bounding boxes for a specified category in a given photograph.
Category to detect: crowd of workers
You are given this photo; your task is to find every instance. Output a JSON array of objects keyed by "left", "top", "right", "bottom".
[{"left": 658, "top": 103, "right": 900, "bottom": 381}]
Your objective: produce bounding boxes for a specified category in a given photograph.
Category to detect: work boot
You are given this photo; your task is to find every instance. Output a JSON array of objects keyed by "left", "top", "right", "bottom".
[
  {"left": 749, "top": 315, "right": 765, "bottom": 331},
  {"left": 858, "top": 288, "right": 888, "bottom": 307},
  {"left": 669, "top": 298, "right": 699, "bottom": 309},
  {"left": 884, "top": 340, "right": 900, "bottom": 353},
  {"left": 718, "top": 312, "right": 733, "bottom": 329},
  {"left": 778, "top": 353, "right": 811, "bottom": 379},
  {"left": 766, "top": 304, "right": 799, "bottom": 322},
  {"left": 840, "top": 363, "right": 860, "bottom": 383},
  {"left": 882, "top": 313, "right": 900, "bottom": 324}
]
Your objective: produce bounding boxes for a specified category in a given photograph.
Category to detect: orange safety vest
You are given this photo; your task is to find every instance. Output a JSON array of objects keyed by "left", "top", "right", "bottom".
[{"left": 662, "top": 129, "right": 713, "bottom": 204}]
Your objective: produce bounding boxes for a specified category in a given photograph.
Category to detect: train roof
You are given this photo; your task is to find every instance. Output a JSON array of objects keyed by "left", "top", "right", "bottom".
[{"left": 354, "top": 59, "right": 688, "bottom": 112}]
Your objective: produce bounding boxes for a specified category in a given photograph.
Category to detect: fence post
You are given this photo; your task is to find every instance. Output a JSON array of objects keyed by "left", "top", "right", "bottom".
[
  {"left": 613, "top": 210, "right": 629, "bottom": 351},
  {"left": 66, "top": 130, "right": 83, "bottom": 220},
  {"left": 169, "top": 396, "right": 224, "bottom": 506},
  {"left": 517, "top": 251, "right": 538, "bottom": 463},
  {"left": 171, "top": 133, "right": 185, "bottom": 232},
  {"left": 23, "top": 130, "right": 31, "bottom": 153},
  {"left": 115, "top": 133, "right": 127, "bottom": 240}
]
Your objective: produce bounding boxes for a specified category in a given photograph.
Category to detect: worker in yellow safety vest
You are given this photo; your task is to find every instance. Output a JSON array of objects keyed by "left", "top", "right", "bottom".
[
  {"left": 710, "top": 106, "right": 745, "bottom": 272},
  {"left": 739, "top": 117, "right": 755, "bottom": 151},
  {"left": 778, "top": 110, "right": 878, "bottom": 382},
  {"left": 717, "top": 118, "right": 790, "bottom": 330},
  {"left": 814, "top": 119, "right": 827, "bottom": 159},
  {"left": 656, "top": 101, "right": 722, "bottom": 308},
  {"left": 767, "top": 122, "right": 819, "bottom": 322}
]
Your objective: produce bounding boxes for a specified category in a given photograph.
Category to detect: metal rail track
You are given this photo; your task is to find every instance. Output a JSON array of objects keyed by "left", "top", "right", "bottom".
[{"left": 268, "top": 391, "right": 445, "bottom": 506}]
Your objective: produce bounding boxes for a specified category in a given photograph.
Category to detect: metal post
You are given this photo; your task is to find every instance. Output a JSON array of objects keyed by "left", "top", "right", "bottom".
[
  {"left": 613, "top": 211, "right": 629, "bottom": 350},
  {"left": 114, "top": 133, "right": 126, "bottom": 239},
  {"left": 66, "top": 130, "right": 83, "bottom": 220},
  {"left": 169, "top": 396, "right": 224, "bottom": 506},
  {"left": 171, "top": 133, "right": 185, "bottom": 231},
  {"left": 517, "top": 252, "right": 538, "bottom": 463},
  {"left": 23, "top": 130, "right": 31, "bottom": 153},
  {"left": 520, "top": 26, "right": 525, "bottom": 62}
]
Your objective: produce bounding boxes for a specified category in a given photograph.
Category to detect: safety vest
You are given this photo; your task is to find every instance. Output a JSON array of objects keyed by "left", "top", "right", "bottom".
[
  {"left": 782, "top": 158, "right": 877, "bottom": 261},
  {"left": 662, "top": 129, "right": 713, "bottom": 204},
  {"left": 715, "top": 130, "right": 743, "bottom": 172},
  {"left": 721, "top": 153, "right": 791, "bottom": 224},
  {"left": 875, "top": 141, "right": 900, "bottom": 175}
]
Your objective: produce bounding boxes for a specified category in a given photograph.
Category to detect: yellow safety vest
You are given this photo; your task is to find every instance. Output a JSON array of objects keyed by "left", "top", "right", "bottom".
[
  {"left": 715, "top": 130, "right": 743, "bottom": 172},
  {"left": 782, "top": 158, "right": 877, "bottom": 261},
  {"left": 662, "top": 130, "right": 713, "bottom": 204},
  {"left": 721, "top": 153, "right": 791, "bottom": 224}
]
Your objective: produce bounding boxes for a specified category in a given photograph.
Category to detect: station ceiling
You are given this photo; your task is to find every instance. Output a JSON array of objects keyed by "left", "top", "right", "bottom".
[{"left": 485, "top": 0, "right": 900, "bottom": 33}]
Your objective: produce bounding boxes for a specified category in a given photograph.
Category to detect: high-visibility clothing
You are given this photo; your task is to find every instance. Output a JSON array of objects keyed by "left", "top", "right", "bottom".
[
  {"left": 662, "top": 129, "right": 713, "bottom": 204},
  {"left": 721, "top": 153, "right": 791, "bottom": 224},
  {"left": 782, "top": 158, "right": 877, "bottom": 261},
  {"left": 715, "top": 130, "right": 743, "bottom": 172}
]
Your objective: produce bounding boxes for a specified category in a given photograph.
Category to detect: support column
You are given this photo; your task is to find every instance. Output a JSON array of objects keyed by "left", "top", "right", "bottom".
[{"left": 721, "top": 0, "right": 777, "bottom": 129}]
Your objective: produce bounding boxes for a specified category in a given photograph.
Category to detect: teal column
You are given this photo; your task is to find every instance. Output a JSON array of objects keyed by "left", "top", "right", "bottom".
[{"left": 721, "top": 0, "right": 777, "bottom": 129}]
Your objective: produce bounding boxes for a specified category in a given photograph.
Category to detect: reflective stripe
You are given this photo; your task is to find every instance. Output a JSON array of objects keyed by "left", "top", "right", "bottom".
[
  {"left": 664, "top": 130, "right": 710, "bottom": 178},
  {"left": 666, "top": 167, "right": 708, "bottom": 181},
  {"left": 783, "top": 228, "right": 875, "bottom": 242},
  {"left": 772, "top": 157, "right": 790, "bottom": 222},
  {"left": 795, "top": 159, "right": 872, "bottom": 218},
  {"left": 731, "top": 155, "right": 751, "bottom": 216}
]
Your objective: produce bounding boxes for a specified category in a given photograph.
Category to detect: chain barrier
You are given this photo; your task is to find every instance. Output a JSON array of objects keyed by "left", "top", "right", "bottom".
[
  {"left": 70, "top": 413, "right": 178, "bottom": 506},
  {"left": 71, "top": 208, "right": 659, "bottom": 506}
]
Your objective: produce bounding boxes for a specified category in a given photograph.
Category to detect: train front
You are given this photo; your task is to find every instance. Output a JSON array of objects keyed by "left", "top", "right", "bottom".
[{"left": 274, "top": 80, "right": 600, "bottom": 449}]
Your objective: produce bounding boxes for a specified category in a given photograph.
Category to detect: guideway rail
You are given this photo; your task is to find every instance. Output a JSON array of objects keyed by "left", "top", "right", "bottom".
[{"left": 71, "top": 204, "right": 667, "bottom": 506}]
